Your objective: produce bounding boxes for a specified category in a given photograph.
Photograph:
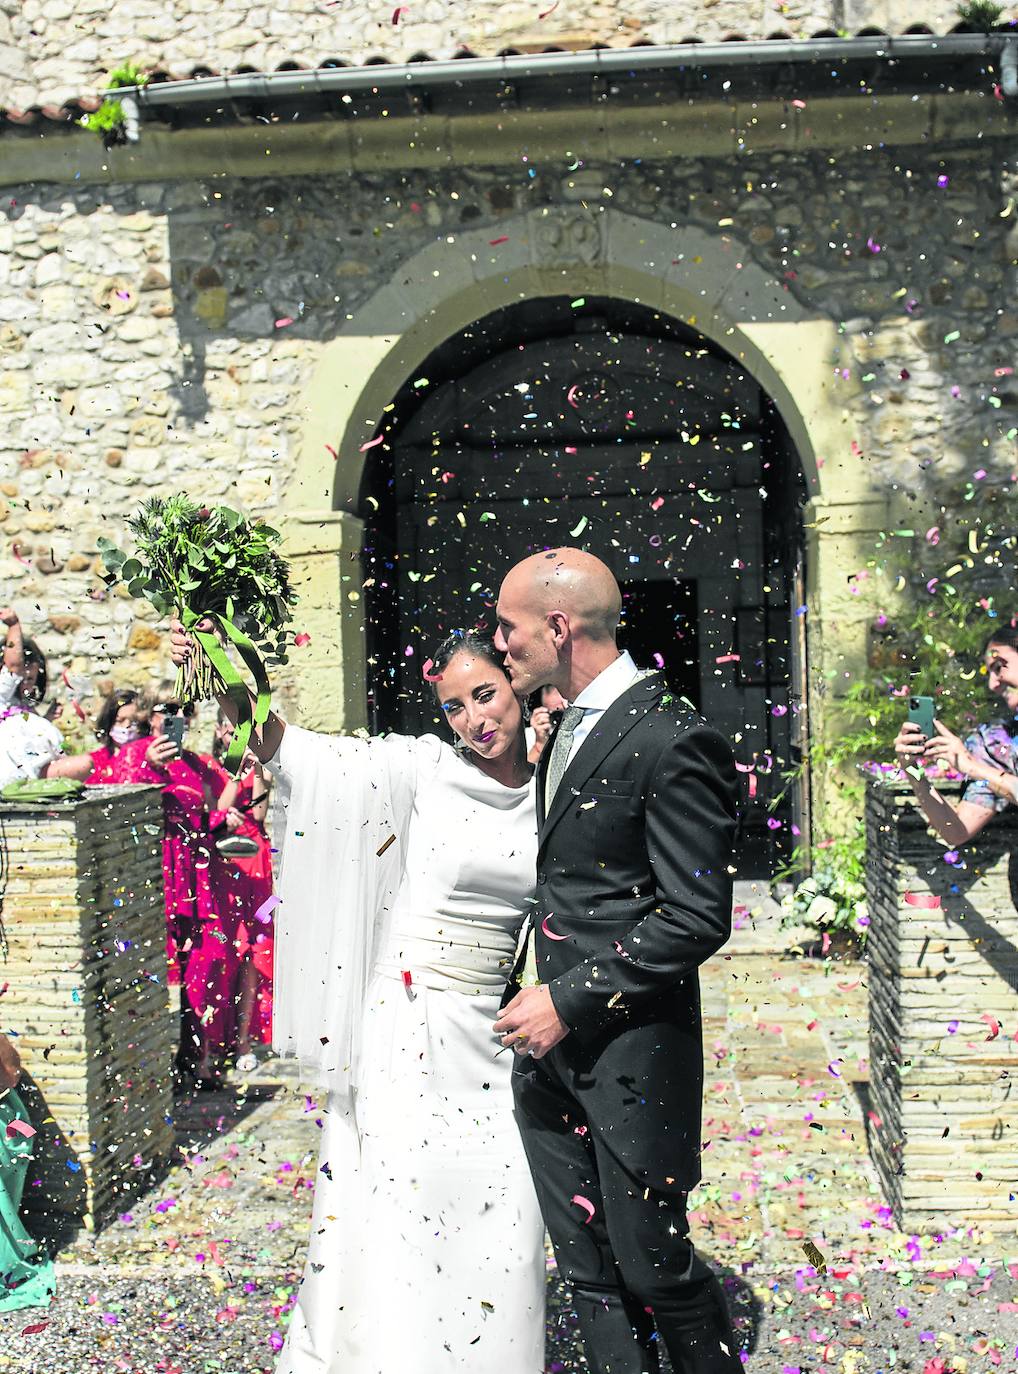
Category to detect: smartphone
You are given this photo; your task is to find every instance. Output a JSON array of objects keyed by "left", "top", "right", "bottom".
[
  {"left": 162, "top": 714, "right": 186, "bottom": 750},
  {"left": 907, "top": 695, "right": 936, "bottom": 740}
]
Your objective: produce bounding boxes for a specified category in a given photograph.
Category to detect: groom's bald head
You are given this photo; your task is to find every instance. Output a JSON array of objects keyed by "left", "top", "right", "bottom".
[
  {"left": 502, "top": 548, "right": 621, "bottom": 642},
  {"left": 494, "top": 548, "right": 622, "bottom": 697}
]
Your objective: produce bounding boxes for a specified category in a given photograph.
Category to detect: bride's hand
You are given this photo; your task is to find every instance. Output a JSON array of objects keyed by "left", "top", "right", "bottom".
[{"left": 169, "top": 615, "right": 216, "bottom": 668}]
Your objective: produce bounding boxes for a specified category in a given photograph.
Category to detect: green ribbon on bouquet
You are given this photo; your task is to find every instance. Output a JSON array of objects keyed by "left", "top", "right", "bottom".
[{"left": 182, "top": 600, "right": 271, "bottom": 776}]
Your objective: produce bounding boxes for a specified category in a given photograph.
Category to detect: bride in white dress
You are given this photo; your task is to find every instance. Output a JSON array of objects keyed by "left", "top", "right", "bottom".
[{"left": 169, "top": 622, "right": 546, "bottom": 1373}]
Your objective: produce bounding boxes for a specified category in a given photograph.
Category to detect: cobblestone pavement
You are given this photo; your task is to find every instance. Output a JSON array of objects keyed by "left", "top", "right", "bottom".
[{"left": 3, "top": 885, "right": 1018, "bottom": 1371}]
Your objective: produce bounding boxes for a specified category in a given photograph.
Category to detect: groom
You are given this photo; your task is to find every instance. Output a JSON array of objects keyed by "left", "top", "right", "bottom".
[{"left": 493, "top": 548, "right": 742, "bottom": 1373}]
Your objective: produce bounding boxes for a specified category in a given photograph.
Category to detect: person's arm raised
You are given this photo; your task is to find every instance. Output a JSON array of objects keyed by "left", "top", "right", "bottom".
[
  {"left": 169, "top": 617, "right": 286, "bottom": 764},
  {"left": 894, "top": 719, "right": 1000, "bottom": 847}
]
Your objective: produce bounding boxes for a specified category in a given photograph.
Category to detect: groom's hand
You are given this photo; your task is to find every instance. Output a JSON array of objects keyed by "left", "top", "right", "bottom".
[{"left": 494, "top": 986, "right": 568, "bottom": 1060}]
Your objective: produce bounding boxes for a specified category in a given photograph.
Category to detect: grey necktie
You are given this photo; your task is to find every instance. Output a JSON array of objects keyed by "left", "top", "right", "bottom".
[{"left": 544, "top": 704, "right": 586, "bottom": 811}]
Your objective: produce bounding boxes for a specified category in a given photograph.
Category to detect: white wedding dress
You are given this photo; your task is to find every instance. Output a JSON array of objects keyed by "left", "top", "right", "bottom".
[{"left": 270, "top": 726, "right": 546, "bottom": 1374}]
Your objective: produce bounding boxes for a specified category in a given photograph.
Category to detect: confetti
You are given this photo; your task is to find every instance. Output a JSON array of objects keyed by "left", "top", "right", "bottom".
[
  {"left": 359, "top": 435, "right": 385, "bottom": 452},
  {"left": 253, "top": 894, "right": 279, "bottom": 924},
  {"left": 570, "top": 1193, "right": 596, "bottom": 1224},
  {"left": 5, "top": 1119, "right": 36, "bottom": 1139},
  {"left": 376, "top": 833, "right": 396, "bottom": 857},
  {"left": 802, "top": 1240, "right": 827, "bottom": 1273},
  {"left": 541, "top": 915, "right": 571, "bottom": 941},
  {"left": 904, "top": 892, "right": 942, "bottom": 909},
  {"left": 294, "top": 632, "right": 311, "bottom": 647}
]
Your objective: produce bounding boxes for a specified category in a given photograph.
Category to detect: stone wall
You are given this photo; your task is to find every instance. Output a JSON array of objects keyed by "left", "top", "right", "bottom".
[
  {"left": 866, "top": 778, "right": 1018, "bottom": 1237},
  {"left": 0, "top": 1, "right": 988, "bottom": 113},
  {"left": 0, "top": 139, "right": 1012, "bottom": 728},
  {"left": 0, "top": 785, "right": 177, "bottom": 1235}
]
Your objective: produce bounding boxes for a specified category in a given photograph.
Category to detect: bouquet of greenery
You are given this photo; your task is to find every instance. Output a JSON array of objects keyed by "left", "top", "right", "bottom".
[{"left": 97, "top": 495, "right": 297, "bottom": 772}]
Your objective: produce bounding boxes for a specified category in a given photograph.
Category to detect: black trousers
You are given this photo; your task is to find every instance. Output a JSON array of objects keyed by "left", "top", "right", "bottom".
[{"left": 513, "top": 1046, "right": 742, "bottom": 1374}]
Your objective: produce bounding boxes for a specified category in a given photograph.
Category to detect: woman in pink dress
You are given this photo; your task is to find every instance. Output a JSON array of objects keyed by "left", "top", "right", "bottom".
[
  {"left": 109, "top": 699, "right": 230, "bottom": 1087},
  {"left": 85, "top": 688, "right": 150, "bottom": 784},
  {"left": 205, "top": 715, "right": 274, "bottom": 1073}
]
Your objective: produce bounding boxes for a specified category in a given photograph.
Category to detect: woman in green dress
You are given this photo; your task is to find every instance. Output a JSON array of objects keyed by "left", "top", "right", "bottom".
[{"left": 0, "top": 1031, "right": 56, "bottom": 1311}]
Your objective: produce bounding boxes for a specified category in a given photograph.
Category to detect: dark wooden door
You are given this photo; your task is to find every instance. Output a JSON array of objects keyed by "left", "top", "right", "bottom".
[{"left": 372, "top": 328, "right": 795, "bottom": 831}]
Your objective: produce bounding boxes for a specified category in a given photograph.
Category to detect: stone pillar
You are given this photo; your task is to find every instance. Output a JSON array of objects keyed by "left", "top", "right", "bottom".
[
  {"left": 865, "top": 777, "right": 1018, "bottom": 1236},
  {"left": 804, "top": 495, "right": 892, "bottom": 832},
  {"left": 0, "top": 785, "right": 175, "bottom": 1237},
  {"left": 281, "top": 508, "right": 367, "bottom": 734}
]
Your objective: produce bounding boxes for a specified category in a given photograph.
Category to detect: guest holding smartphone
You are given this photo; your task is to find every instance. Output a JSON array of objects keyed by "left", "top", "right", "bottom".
[
  {"left": 107, "top": 695, "right": 229, "bottom": 1088},
  {"left": 893, "top": 627, "right": 1018, "bottom": 846}
]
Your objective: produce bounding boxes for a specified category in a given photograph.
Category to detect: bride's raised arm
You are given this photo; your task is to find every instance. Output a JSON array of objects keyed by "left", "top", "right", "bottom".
[{"left": 169, "top": 616, "right": 286, "bottom": 762}]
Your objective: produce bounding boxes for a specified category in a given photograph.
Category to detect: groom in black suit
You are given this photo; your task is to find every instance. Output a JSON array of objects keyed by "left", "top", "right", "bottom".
[{"left": 493, "top": 548, "right": 742, "bottom": 1373}]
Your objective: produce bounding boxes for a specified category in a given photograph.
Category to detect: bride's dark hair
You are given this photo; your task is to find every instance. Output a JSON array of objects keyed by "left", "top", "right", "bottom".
[{"left": 429, "top": 630, "right": 507, "bottom": 686}]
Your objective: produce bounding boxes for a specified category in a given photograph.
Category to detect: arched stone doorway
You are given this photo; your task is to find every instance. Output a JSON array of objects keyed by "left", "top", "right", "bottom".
[{"left": 360, "top": 297, "right": 807, "bottom": 852}]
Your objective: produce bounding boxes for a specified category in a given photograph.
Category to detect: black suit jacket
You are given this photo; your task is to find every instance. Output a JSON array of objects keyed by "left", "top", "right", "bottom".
[{"left": 522, "top": 671, "right": 738, "bottom": 1189}]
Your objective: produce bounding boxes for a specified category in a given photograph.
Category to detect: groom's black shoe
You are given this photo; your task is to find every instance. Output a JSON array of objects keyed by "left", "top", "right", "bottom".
[{"left": 570, "top": 1287, "right": 661, "bottom": 1374}]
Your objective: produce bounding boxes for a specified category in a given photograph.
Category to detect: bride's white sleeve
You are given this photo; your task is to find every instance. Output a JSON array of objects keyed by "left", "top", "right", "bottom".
[{"left": 266, "top": 724, "right": 443, "bottom": 1091}]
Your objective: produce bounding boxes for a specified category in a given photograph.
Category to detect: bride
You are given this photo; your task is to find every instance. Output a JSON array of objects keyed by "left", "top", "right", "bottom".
[{"left": 169, "top": 622, "right": 546, "bottom": 1372}]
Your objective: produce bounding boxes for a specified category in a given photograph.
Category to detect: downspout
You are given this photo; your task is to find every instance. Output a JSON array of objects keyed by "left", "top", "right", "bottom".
[{"left": 1002, "top": 35, "right": 1018, "bottom": 99}]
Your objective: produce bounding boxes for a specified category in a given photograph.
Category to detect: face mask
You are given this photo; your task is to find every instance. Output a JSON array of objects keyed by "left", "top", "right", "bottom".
[{"left": 109, "top": 723, "right": 140, "bottom": 746}]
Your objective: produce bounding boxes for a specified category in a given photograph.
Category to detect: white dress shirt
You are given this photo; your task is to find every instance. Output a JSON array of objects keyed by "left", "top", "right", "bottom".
[{"left": 564, "top": 649, "right": 645, "bottom": 766}]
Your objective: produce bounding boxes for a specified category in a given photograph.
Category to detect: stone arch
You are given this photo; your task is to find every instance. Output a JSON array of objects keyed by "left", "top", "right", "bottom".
[{"left": 292, "top": 207, "right": 842, "bottom": 516}]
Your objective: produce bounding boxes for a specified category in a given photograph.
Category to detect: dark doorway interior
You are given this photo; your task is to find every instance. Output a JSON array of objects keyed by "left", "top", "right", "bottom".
[{"left": 619, "top": 580, "right": 699, "bottom": 709}]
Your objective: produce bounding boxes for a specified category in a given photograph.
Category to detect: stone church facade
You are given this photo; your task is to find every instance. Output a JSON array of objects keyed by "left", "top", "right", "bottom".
[{"left": 0, "top": 0, "right": 1014, "bottom": 847}]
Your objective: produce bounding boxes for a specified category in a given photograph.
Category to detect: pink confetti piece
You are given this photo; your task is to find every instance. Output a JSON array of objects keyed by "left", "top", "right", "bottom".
[
  {"left": 982, "top": 1013, "right": 1001, "bottom": 1040},
  {"left": 20, "top": 1323, "right": 48, "bottom": 1336},
  {"left": 570, "top": 1193, "right": 596, "bottom": 1223},
  {"left": 392, "top": 4, "right": 408, "bottom": 20},
  {"left": 489, "top": 235, "right": 509, "bottom": 246},
  {"left": 652, "top": 653, "right": 664, "bottom": 669},
  {"left": 253, "top": 894, "right": 279, "bottom": 925},
  {"left": 401, "top": 969, "right": 416, "bottom": 1001},
  {"left": 539, "top": 0, "right": 559, "bottom": 15},
  {"left": 11, "top": 542, "right": 31, "bottom": 565},
  {"left": 791, "top": 98, "right": 806, "bottom": 109},
  {"left": 325, "top": 443, "right": 338, "bottom": 461},
  {"left": 566, "top": 384, "right": 581, "bottom": 409},
  {"left": 541, "top": 915, "right": 571, "bottom": 941},
  {"left": 274, "top": 317, "right": 294, "bottom": 329},
  {"left": 294, "top": 632, "right": 311, "bottom": 647},
  {"left": 359, "top": 435, "right": 384, "bottom": 452},
  {"left": 5, "top": 1119, "right": 35, "bottom": 1139},
  {"left": 904, "top": 892, "right": 941, "bottom": 909},
  {"left": 715, "top": 654, "right": 740, "bottom": 664},
  {"left": 421, "top": 657, "right": 443, "bottom": 683}
]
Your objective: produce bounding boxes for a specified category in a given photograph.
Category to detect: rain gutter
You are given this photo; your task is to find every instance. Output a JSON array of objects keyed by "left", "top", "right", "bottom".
[{"left": 109, "top": 33, "right": 1017, "bottom": 142}]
